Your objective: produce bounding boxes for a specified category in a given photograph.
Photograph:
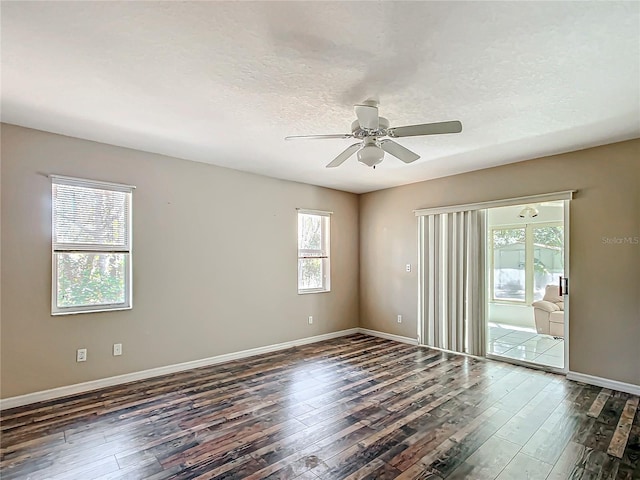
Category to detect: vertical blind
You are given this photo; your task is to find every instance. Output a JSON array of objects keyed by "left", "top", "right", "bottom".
[{"left": 420, "top": 210, "right": 486, "bottom": 356}]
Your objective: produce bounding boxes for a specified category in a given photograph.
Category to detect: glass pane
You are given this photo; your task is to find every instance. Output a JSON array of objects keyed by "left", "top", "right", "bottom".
[
  {"left": 57, "top": 253, "right": 127, "bottom": 308},
  {"left": 298, "top": 214, "right": 322, "bottom": 252},
  {"left": 298, "top": 258, "right": 323, "bottom": 290},
  {"left": 493, "top": 228, "right": 526, "bottom": 302},
  {"left": 53, "top": 184, "right": 128, "bottom": 247},
  {"left": 533, "top": 226, "right": 564, "bottom": 300}
]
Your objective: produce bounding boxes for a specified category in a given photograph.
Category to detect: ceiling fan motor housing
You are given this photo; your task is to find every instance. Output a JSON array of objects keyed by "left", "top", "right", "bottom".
[{"left": 351, "top": 117, "right": 390, "bottom": 138}]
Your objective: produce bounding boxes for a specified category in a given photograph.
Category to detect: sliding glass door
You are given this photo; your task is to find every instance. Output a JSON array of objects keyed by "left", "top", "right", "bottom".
[
  {"left": 486, "top": 202, "right": 568, "bottom": 372},
  {"left": 416, "top": 193, "right": 571, "bottom": 374}
]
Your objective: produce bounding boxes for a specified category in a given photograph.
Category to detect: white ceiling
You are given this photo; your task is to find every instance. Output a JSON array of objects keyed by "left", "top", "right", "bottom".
[{"left": 2, "top": 2, "right": 639, "bottom": 193}]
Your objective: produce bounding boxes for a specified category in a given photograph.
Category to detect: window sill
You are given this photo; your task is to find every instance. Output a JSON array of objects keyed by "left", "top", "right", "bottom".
[
  {"left": 298, "top": 289, "right": 331, "bottom": 295},
  {"left": 52, "top": 305, "right": 132, "bottom": 316}
]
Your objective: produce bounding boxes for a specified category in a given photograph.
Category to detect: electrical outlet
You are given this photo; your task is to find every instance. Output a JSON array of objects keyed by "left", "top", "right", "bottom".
[
  {"left": 397, "top": 315, "right": 402, "bottom": 323},
  {"left": 113, "top": 343, "right": 122, "bottom": 356},
  {"left": 308, "top": 315, "right": 313, "bottom": 325},
  {"left": 76, "top": 348, "right": 87, "bottom": 362},
  {"left": 405, "top": 264, "right": 411, "bottom": 272}
]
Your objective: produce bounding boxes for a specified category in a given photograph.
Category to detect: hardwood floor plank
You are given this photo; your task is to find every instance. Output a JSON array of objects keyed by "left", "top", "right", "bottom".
[
  {"left": 342, "top": 458, "right": 403, "bottom": 480},
  {"left": 547, "top": 441, "right": 607, "bottom": 480},
  {"left": 340, "top": 458, "right": 386, "bottom": 480},
  {"left": 493, "top": 381, "right": 569, "bottom": 445},
  {"left": 588, "top": 388, "right": 613, "bottom": 418},
  {"left": 492, "top": 374, "right": 552, "bottom": 414},
  {"left": 2, "top": 334, "right": 639, "bottom": 480},
  {"left": 607, "top": 396, "right": 639, "bottom": 458},
  {"left": 545, "top": 442, "right": 583, "bottom": 480},
  {"left": 95, "top": 457, "right": 164, "bottom": 480},
  {"left": 293, "top": 472, "right": 320, "bottom": 480},
  {"left": 394, "top": 464, "right": 444, "bottom": 480},
  {"left": 25, "top": 455, "right": 120, "bottom": 480},
  {"left": 254, "top": 422, "right": 375, "bottom": 479},
  {"left": 494, "top": 452, "right": 553, "bottom": 480},
  {"left": 446, "top": 436, "right": 521, "bottom": 480},
  {"left": 620, "top": 424, "right": 640, "bottom": 470},
  {"left": 520, "top": 390, "right": 590, "bottom": 465},
  {"left": 427, "top": 409, "right": 517, "bottom": 478},
  {"left": 318, "top": 425, "right": 415, "bottom": 479},
  {"left": 582, "top": 393, "right": 631, "bottom": 457}
]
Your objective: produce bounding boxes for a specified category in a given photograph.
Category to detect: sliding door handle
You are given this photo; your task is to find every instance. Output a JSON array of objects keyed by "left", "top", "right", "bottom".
[{"left": 559, "top": 276, "right": 569, "bottom": 296}]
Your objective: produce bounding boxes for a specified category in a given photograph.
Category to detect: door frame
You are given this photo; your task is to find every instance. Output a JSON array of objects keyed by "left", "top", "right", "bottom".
[
  {"left": 484, "top": 199, "right": 570, "bottom": 374},
  {"left": 416, "top": 191, "right": 574, "bottom": 374},
  {"left": 562, "top": 198, "right": 570, "bottom": 373}
]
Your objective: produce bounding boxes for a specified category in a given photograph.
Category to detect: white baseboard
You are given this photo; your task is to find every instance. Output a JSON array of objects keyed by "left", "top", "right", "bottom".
[
  {"left": 357, "top": 328, "right": 418, "bottom": 346},
  {"left": 358, "top": 331, "right": 640, "bottom": 397},
  {"left": 567, "top": 371, "right": 640, "bottom": 396},
  {"left": 0, "top": 328, "right": 360, "bottom": 411},
  {"left": 10, "top": 330, "right": 635, "bottom": 411}
]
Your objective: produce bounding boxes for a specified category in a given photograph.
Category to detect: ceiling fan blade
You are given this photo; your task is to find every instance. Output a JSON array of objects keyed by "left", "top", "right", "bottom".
[
  {"left": 380, "top": 139, "right": 420, "bottom": 164},
  {"left": 388, "top": 120, "right": 462, "bottom": 138},
  {"left": 285, "top": 133, "right": 353, "bottom": 140},
  {"left": 326, "top": 143, "right": 361, "bottom": 168},
  {"left": 354, "top": 104, "right": 379, "bottom": 130}
]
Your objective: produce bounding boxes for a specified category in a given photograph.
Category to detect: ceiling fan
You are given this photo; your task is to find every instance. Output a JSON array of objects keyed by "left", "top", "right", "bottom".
[{"left": 285, "top": 101, "right": 463, "bottom": 168}]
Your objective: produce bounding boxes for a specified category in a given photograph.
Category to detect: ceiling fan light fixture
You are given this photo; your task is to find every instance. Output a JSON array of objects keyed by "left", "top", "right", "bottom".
[
  {"left": 518, "top": 206, "right": 539, "bottom": 219},
  {"left": 357, "top": 145, "right": 385, "bottom": 168}
]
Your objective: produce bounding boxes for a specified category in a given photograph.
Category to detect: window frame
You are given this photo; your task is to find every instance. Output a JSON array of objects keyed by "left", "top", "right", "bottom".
[
  {"left": 297, "top": 209, "right": 331, "bottom": 294},
  {"left": 51, "top": 175, "right": 135, "bottom": 315},
  {"left": 489, "top": 221, "right": 563, "bottom": 305}
]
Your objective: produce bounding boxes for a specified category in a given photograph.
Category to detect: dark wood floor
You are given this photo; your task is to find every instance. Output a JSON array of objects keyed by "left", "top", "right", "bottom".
[{"left": 1, "top": 334, "right": 639, "bottom": 480}]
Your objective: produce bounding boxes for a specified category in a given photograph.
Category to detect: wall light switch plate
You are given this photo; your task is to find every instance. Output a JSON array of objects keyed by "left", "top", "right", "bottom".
[
  {"left": 113, "top": 343, "right": 122, "bottom": 356},
  {"left": 308, "top": 316, "right": 313, "bottom": 325}
]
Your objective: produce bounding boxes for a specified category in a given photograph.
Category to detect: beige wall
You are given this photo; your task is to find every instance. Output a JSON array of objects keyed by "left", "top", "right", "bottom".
[
  {"left": 0, "top": 124, "right": 359, "bottom": 398},
  {"left": 2, "top": 124, "right": 638, "bottom": 399},
  {"left": 360, "top": 139, "right": 640, "bottom": 386}
]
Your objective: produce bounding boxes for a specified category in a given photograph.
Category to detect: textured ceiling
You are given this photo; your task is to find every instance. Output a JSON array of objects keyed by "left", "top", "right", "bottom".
[{"left": 2, "top": 2, "right": 639, "bottom": 193}]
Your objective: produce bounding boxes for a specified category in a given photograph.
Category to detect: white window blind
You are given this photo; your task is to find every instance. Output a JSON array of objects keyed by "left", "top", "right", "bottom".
[
  {"left": 297, "top": 209, "right": 331, "bottom": 294},
  {"left": 51, "top": 175, "right": 134, "bottom": 315}
]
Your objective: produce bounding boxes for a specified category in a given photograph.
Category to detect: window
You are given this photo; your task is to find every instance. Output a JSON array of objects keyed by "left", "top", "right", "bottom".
[
  {"left": 492, "top": 227, "right": 526, "bottom": 302},
  {"left": 51, "top": 175, "right": 134, "bottom": 315},
  {"left": 532, "top": 225, "right": 564, "bottom": 300},
  {"left": 297, "top": 209, "right": 331, "bottom": 294},
  {"left": 491, "top": 223, "right": 563, "bottom": 304}
]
